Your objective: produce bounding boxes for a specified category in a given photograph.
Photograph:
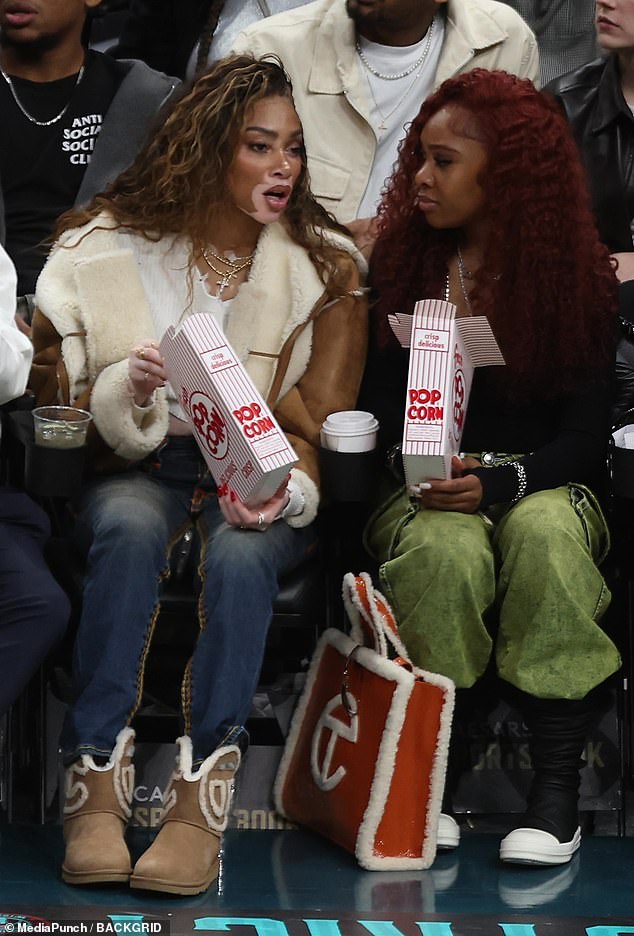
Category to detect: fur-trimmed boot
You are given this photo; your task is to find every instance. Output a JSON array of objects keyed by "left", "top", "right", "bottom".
[
  {"left": 62, "top": 728, "right": 135, "bottom": 885},
  {"left": 130, "top": 738, "right": 241, "bottom": 895},
  {"left": 499, "top": 690, "right": 603, "bottom": 866}
]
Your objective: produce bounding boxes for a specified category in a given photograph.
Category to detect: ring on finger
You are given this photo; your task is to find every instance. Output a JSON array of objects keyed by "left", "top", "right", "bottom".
[
  {"left": 257, "top": 512, "right": 265, "bottom": 529},
  {"left": 136, "top": 347, "right": 146, "bottom": 360},
  {"left": 144, "top": 371, "right": 150, "bottom": 381}
]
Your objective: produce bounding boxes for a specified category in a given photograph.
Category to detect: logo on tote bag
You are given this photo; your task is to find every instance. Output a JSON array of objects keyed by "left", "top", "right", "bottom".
[{"left": 310, "top": 695, "right": 359, "bottom": 792}]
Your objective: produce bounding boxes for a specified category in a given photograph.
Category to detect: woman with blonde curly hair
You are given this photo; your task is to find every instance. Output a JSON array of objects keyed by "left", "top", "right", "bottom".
[
  {"left": 31, "top": 54, "right": 367, "bottom": 894},
  {"left": 362, "top": 68, "right": 620, "bottom": 867}
]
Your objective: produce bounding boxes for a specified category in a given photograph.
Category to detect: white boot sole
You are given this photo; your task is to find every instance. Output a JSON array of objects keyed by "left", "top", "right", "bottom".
[
  {"left": 437, "top": 813, "right": 460, "bottom": 850},
  {"left": 499, "top": 826, "right": 581, "bottom": 865}
]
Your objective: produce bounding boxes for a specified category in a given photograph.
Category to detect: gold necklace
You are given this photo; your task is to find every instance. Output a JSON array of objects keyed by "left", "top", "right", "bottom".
[
  {"left": 205, "top": 245, "right": 254, "bottom": 265},
  {"left": 456, "top": 246, "right": 472, "bottom": 313},
  {"left": 200, "top": 247, "right": 254, "bottom": 296}
]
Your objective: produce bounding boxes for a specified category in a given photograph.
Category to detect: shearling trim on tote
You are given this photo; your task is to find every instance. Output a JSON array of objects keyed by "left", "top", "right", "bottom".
[
  {"left": 274, "top": 626, "right": 439, "bottom": 869},
  {"left": 342, "top": 572, "right": 455, "bottom": 869},
  {"left": 274, "top": 573, "right": 454, "bottom": 871}
]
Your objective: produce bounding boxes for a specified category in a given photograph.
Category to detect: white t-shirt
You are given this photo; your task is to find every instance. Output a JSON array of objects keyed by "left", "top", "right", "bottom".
[{"left": 357, "top": 14, "right": 445, "bottom": 219}]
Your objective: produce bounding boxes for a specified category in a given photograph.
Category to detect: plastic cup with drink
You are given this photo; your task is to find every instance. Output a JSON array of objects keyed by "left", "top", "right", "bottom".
[{"left": 32, "top": 405, "right": 92, "bottom": 449}]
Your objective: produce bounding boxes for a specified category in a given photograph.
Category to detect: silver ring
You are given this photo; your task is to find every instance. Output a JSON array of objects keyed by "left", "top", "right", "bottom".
[
  {"left": 144, "top": 371, "right": 150, "bottom": 381},
  {"left": 257, "top": 512, "right": 265, "bottom": 529}
]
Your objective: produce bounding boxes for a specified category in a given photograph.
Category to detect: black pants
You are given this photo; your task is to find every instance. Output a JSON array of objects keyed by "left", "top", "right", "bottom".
[{"left": 0, "top": 488, "right": 69, "bottom": 715}]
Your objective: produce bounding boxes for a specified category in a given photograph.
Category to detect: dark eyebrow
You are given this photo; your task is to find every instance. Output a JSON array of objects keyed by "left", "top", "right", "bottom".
[
  {"left": 426, "top": 143, "right": 461, "bottom": 155},
  {"left": 244, "top": 126, "right": 303, "bottom": 139}
]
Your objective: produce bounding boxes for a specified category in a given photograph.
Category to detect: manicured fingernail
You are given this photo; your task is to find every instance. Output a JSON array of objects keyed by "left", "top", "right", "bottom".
[
  {"left": 230, "top": 491, "right": 236, "bottom": 502},
  {"left": 410, "top": 482, "right": 432, "bottom": 494}
]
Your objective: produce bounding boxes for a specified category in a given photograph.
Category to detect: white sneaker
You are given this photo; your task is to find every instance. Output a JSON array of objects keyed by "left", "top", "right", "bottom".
[
  {"left": 437, "top": 812, "right": 460, "bottom": 850},
  {"left": 499, "top": 826, "right": 581, "bottom": 866}
]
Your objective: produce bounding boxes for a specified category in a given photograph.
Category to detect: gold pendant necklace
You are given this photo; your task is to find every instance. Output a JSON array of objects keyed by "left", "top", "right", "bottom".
[{"left": 200, "top": 247, "right": 254, "bottom": 297}]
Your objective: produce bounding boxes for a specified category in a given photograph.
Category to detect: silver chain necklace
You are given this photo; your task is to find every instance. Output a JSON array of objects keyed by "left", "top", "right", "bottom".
[
  {"left": 356, "top": 16, "right": 436, "bottom": 81},
  {"left": 1, "top": 65, "right": 85, "bottom": 127}
]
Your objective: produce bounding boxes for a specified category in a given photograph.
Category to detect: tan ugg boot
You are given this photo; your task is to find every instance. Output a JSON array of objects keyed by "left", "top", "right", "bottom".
[
  {"left": 62, "top": 728, "right": 135, "bottom": 885},
  {"left": 130, "top": 737, "right": 241, "bottom": 895}
]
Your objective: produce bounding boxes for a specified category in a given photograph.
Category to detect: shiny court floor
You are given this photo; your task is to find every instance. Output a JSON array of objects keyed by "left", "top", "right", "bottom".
[{"left": 1, "top": 823, "right": 634, "bottom": 931}]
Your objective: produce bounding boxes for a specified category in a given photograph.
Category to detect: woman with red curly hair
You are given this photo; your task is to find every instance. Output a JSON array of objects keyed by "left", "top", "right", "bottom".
[{"left": 362, "top": 69, "right": 620, "bottom": 867}]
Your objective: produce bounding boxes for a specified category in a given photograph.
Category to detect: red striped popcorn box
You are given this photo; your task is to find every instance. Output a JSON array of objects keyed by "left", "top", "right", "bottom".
[
  {"left": 399, "top": 299, "right": 505, "bottom": 485},
  {"left": 160, "top": 313, "right": 298, "bottom": 506}
]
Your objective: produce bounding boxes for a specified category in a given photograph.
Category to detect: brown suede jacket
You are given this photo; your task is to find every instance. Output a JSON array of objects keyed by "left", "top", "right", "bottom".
[{"left": 30, "top": 217, "right": 368, "bottom": 527}]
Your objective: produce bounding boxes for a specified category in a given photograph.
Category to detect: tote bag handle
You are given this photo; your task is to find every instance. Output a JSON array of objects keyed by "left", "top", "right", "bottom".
[{"left": 342, "top": 572, "right": 423, "bottom": 676}]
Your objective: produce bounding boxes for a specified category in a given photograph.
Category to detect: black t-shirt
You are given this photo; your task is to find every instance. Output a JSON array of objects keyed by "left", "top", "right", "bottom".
[{"left": 0, "top": 50, "right": 124, "bottom": 295}]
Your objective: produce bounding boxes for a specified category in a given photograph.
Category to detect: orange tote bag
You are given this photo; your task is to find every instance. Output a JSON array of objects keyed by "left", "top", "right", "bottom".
[{"left": 274, "top": 572, "right": 455, "bottom": 870}]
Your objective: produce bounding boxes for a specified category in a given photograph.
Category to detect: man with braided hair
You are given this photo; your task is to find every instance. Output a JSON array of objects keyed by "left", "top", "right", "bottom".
[{"left": 111, "top": 0, "right": 311, "bottom": 81}]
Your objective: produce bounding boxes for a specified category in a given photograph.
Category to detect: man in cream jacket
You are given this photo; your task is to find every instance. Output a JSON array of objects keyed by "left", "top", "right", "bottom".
[{"left": 233, "top": 0, "right": 538, "bottom": 251}]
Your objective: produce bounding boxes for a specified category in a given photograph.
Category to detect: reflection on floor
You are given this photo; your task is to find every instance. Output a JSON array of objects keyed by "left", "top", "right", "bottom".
[{"left": 1, "top": 822, "right": 634, "bottom": 927}]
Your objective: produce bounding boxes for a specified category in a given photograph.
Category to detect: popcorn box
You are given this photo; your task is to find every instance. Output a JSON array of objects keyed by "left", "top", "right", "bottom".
[
  {"left": 394, "top": 299, "right": 505, "bottom": 485},
  {"left": 160, "top": 313, "right": 297, "bottom": 506}
]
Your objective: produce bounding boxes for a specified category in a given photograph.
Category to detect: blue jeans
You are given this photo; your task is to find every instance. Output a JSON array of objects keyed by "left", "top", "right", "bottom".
[{"left": 61, "top": 438, "right": 315, "bottom": 765}]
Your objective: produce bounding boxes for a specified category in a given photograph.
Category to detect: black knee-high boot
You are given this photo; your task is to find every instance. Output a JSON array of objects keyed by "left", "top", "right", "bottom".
[
  {"left": 499, "top": 685, "right": 608, "bottom": 865},
  {"left": 523, "top": 697, "right": 594, "bottom": 840}
]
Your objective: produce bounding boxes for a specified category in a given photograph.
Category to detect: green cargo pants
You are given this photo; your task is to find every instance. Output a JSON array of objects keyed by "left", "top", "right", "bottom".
[{"left": 364, "top": 481, "right": 620, "bottom": 699}]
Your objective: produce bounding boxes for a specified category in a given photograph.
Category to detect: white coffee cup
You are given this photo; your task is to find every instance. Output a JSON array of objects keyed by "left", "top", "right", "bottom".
[{"left": 320, "top": 410, "right": 379, "bottom": 453}]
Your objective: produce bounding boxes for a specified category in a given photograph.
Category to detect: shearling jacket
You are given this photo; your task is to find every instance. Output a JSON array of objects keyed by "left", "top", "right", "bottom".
[
  {"left": 30, "top": 217, "right": 368, "bottom": 527},
  {"left": 233, "top": 0, "right": 538, "bottom": 222},
  {"left": 547, "top": 55, "right": 634, "bottom": 254}
]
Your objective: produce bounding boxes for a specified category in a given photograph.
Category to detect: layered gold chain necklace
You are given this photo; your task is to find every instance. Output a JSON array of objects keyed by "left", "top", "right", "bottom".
[{"left": 201, "top": 246, "right": 254, "bottom": 297}]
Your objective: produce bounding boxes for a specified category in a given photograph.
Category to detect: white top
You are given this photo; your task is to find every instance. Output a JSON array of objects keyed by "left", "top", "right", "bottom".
[
  {"left": 118, "top": 230, "right": 304, "bottom": 516},
  {"left": 0, "top": 244, "right": 32, "bottom": 406},
  {"left": 356, "top": 14, "right": 444, "bottom": 218},
  {"left": 118, "top": 231, "right": 235, "bottom": 421}
]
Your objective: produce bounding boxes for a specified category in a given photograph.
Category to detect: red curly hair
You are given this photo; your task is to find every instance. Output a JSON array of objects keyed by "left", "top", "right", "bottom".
[{"left": 371, "top": 69, "right": 618, "bottom": 399}]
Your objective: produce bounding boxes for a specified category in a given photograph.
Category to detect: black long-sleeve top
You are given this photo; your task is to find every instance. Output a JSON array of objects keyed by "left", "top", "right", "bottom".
[{"left": 360, "top": 335, "right": 613, "bottom": 510}]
